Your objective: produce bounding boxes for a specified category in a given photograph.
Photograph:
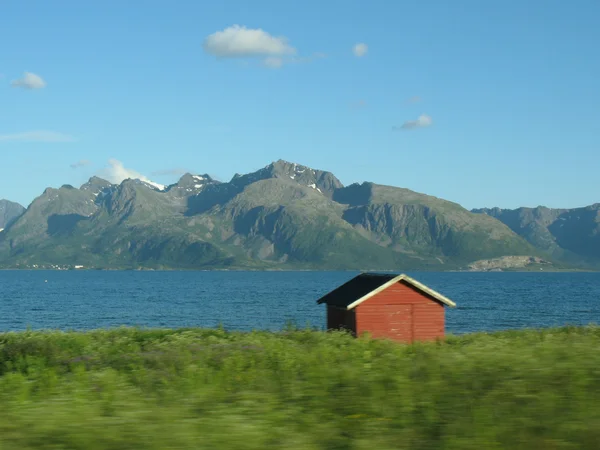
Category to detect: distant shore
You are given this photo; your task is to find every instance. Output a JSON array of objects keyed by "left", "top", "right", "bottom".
[{"left": 0, "top": 266, "right": 597, "bottom": 272}]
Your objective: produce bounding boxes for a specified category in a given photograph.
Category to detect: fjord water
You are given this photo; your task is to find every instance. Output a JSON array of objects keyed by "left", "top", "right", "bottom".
[{"left": 1, "top": 270, "right": 599, "bottom": 334}]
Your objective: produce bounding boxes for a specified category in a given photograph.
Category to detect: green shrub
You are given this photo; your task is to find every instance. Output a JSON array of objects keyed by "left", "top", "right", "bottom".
[{"left": 1, "top": 325, "right": 599, "bottom": 449}]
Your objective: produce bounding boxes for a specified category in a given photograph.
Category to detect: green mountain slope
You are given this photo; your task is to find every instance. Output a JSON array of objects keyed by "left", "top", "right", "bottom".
[
  {"left": 0, "top": 178, "right": 237, "bottom": 269},
  {"left": 335, "top": 182, "right": 537, "bottom": 264},
  {"left": 206, "top": 178, "right": 424, "bottom": 269},
  {"left": 0, "top": 199, "right": 25, "bottom": 230},
  {"left": 473, "top": 205, "right": 600, "bottom": 268},
  {"left": 0, "top": 160, "right": 577, "bottom": 270}
]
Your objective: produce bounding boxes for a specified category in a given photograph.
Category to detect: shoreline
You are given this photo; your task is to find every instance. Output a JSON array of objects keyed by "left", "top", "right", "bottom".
[{"left": 0, "top": 267, "right": 598, "bottom": 273}]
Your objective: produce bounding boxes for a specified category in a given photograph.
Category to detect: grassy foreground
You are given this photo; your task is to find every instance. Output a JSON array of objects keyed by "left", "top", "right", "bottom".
[{"left": 1, "top": 326, "right": 599, "bottom": 450}]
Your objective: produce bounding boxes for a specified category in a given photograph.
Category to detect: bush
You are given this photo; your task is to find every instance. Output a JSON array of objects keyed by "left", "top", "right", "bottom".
[{"left": 1, "top": 325, "right": 599, "bottom": 449}]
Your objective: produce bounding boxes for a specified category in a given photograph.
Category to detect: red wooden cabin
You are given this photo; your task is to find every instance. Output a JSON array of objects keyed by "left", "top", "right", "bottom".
[{"left": 317, "top": 273, "right": 456, "bottom": 343}]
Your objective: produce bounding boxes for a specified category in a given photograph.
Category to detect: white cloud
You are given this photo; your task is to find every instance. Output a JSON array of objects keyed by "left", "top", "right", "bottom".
[
  {"left": 393, "top": 114, "right": 433, "bottom": 131},
  {"left": 98, "top": 159, "right": 165, "bottom": 190},
  {"left": 203, "top": 25, "right": 296, "bottom": 58},
  {"left": 0, "top": 131, "right": 75, "bottom": 142},
  {"left": 11, "top": 72, "right": 46, "bottom": 89},
  {"left": 353, "top": 43, "right": 368, "bottom": 57},
  {"left": 70, "top": 159, "right": 91, "bottom": 169},
  {"left": 203, "top": 25, "right": 309, "bottom": 69}
]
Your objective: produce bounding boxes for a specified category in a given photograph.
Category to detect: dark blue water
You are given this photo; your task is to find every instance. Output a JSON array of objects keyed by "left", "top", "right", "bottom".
[{"left": 1, "top": 270, "right": 599, "bottom": 334}]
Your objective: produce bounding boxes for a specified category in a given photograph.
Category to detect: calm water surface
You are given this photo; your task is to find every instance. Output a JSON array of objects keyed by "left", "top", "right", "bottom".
[{"left": 1, "top": 270, "right": 599, "bottom": 334}]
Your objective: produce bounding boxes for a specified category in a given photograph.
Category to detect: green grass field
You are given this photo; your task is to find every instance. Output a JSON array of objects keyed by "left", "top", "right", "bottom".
[{"left": 1, "top": 325, "right": 599, "bottom": 449}]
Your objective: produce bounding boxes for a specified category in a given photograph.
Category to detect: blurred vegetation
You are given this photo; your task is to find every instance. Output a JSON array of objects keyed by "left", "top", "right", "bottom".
[{"left": 1, "top": 325, "right": 599, "bottom": 449}]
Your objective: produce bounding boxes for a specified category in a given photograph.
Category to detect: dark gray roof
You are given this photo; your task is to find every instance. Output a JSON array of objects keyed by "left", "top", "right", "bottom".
[
  {"left": 316, "top": 273, "right": 399, "bottom": 308},
  {"left": 316, "top": 272, "right": 457, "bottom": 309}
]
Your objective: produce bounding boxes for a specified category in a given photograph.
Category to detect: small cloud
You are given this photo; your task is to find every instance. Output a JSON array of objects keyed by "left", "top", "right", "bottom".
[
  {"left": 70, "top": 159, "right": 91, "bottom": 169},
  {"left": 203, "top": 25, "right": 323, "bottom": 69},
  {"left": 151, "top": 168, "right": 189, "bottom": 177},
  {"left": 203, "top": 24, "right": 296, "bottom": 59},
  {"left": 11, "top": 72, "right": 46, "bottom": 89},
  {"left": 353, "top": 43, "right": 368, "bottom": 57},
  {"left": 98, "top": 159, "right": 164, "bottom": 190},
  {"left": 406, "top": 96, "right": 422, "bottom": 104},
  {"left": 393, "top": 114, "right": 433, "bottom": 131},
  {"left": 0, "top": 131, "right": 75, "bottom": 142}
]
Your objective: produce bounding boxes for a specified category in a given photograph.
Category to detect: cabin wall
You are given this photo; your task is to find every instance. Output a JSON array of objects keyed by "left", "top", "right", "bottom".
[
  {"left": 326, "top": 306, "right": 356, "bottom": 335},
  {"left": 354, "top": 281, "right": 444, "bottom": 342}
]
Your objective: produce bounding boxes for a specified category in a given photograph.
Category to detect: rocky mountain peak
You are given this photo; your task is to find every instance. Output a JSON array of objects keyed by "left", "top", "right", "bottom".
[
  {"left": 177, "top": 173, "right": 215, "bottom": 187},
  {"left": 166, "top": 173, "right": 219, "bottom": 198},
  {"left": 230, "top": 159, "right": 343, "bottom": 198},
  {"left": 81, "top": 176, "right": 113, "bottom": 193}
]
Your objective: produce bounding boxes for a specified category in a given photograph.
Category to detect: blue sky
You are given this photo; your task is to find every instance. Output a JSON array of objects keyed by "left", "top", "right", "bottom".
[{"left": 1, "top": 0, "right": 599, "bottom": 210}]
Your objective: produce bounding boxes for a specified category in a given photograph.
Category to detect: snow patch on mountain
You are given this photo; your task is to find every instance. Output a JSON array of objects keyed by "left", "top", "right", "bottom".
[
  {"left": 143, "top": 180, "right": 166, "bottom": 191},
  {"left": 307, "top": 183, "right": 323, "bottom": 193}
]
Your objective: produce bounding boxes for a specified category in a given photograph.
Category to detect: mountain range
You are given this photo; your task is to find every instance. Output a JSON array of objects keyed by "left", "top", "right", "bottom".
[
  {"left": 0, "top": 160, "right": 597, "bottom": 271},
  {"left": 472, "top": 205, "right": 600, "bottom": 269}
]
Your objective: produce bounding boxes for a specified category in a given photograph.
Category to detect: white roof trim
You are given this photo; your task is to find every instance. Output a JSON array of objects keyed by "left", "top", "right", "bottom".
[{"left": 346, "top": 274, "right": 457, "bottom": 310}]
